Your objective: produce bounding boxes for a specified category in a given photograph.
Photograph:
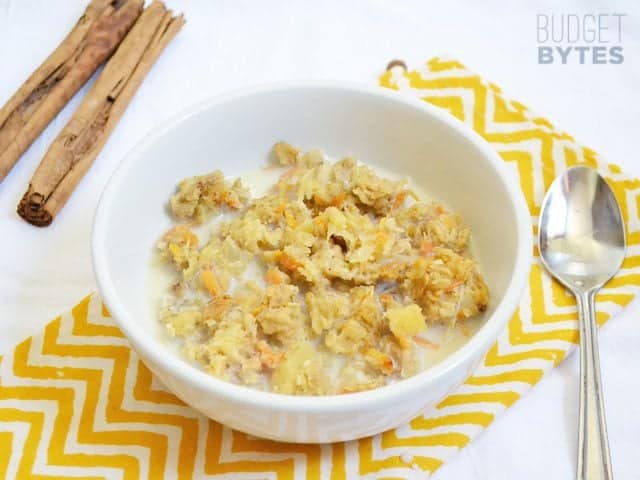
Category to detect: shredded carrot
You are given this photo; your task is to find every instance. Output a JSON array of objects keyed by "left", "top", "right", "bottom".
[
  {"left": 200, "top": 270, "right": 221, "bottom": 297},
  {"left": 414, "top": 336, "right": 440, "bottom": 350},
  {"left": 204, "top": 296, "right": 231, "bottom": 319},
  {"left": 379, "top": 293, "right": 395, "bottom": 309},
  {"left": 365, "top": 348, "right": 394, "bottom": 374},
  {"left": 331, "top": 192, "right": 347, "bottom": 207},
  {"left": 382, "top": 356, "right": 394, "bottom": 372},
  {"left": 419, "top": 240, "right": 434, "bottom": 256},
  {"left": 393, "top": 191, "right": 407, "bottom": 209},
  {"left": 279, "top": 252, "right": 301, "bottom": 272},
  {"left": 435, "top": 204, "right": 446, "bottom": 215},
  {"left": 163, "top": 225, "right": 198, "bottom": 245},
  {"left": 266, "top": 267, "right": 285, "bottom": 285},
  {"left": 445, "top": 279, "right": 464, "bottom": 293},
  {"left": 379, "top": 293, "right": 394, "bottom": 303},
  {"left": 257, "top": 341, "right": 284, "bottom": 368}
]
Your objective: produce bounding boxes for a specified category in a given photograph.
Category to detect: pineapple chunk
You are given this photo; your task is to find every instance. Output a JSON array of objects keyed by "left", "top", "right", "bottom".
[
  {"left": 163, "top": 310, "right": 201, "bottom": 337},
  {"left": 273, "top": 141, "right": 300, "bottom": 165},
  {"left": 387, "top": 304, "right": 426, "bottom": 341},
  {"left": 272, "top": 342, "right": 326, "bottom": 395}
]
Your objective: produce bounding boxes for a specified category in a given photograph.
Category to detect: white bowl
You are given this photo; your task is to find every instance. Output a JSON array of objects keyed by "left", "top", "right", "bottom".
[{"left": 93, "top": 82, "right": 531, "bottom": 443}]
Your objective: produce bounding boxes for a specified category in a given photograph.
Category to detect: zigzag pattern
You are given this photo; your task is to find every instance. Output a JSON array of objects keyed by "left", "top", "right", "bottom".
[{"left": 2, "top": 57, "right": 640, "bottom": 479}]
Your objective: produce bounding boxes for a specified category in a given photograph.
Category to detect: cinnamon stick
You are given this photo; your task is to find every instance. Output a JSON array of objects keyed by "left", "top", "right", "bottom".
[
  {"left": 17, "top": 1, "right": 185, "bottom": 227},
  {"left": 0, "top": 0, "right": 143, "bottom": 182}
]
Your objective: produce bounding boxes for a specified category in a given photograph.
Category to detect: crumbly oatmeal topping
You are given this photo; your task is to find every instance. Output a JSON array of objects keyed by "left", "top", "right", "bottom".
[
  {"left": 170, "top": 170, "right": 249, "bottom": 224},
  {"left": 157, "top": 142, "right": 489, "bottom": 395}
]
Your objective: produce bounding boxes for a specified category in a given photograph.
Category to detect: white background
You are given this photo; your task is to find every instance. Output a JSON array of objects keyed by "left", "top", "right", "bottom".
[{"left": 0, "top": 1, "right": 638, "bottom": 478}]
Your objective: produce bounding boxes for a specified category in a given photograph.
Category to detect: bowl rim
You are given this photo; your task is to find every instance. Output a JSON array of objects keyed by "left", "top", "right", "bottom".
[{"left": 92, "top": 80, "right": 532, "bottom": 413}]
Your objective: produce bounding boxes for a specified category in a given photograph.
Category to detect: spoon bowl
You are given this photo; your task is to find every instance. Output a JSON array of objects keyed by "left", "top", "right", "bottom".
[
  {"left": 539, "top": 165, "right": 625, "bottom": 290},
  {"left": 538, "top": 165, "right": 625, "bottom": 480}
]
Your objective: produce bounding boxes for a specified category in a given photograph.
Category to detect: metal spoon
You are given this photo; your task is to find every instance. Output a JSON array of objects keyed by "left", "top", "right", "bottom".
[{"left": 539, "top": 165, "right": 625, "bottom": 480}]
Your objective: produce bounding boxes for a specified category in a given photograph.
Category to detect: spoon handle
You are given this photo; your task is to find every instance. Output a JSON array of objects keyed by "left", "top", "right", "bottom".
[{"left": 575, "top": 289, "right": 613, "bottom": 480}]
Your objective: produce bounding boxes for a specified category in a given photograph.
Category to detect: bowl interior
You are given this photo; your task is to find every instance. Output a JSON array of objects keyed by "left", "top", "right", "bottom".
[{"left": 94, "top": 84, "right": 524, "bottom": 391}]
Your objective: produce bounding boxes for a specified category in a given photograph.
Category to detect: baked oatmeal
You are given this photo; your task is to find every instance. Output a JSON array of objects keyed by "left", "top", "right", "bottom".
[{"left": 156, "top": 142, "right": 489, "bottom": 395}]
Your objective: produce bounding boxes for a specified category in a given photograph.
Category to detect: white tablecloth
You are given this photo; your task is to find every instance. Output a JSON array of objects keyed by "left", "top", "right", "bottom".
[{"left": 1, "top": 1, "right": 638, "bottom": 478}]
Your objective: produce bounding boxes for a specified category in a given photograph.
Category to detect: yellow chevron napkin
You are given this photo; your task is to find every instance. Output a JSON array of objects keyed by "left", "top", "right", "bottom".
[{"left": 2, "top": 57, "right": 640, "bottom": 479}]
